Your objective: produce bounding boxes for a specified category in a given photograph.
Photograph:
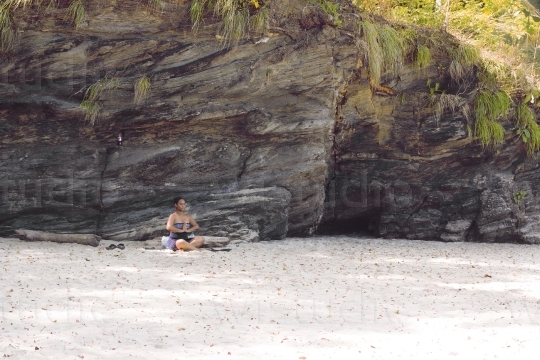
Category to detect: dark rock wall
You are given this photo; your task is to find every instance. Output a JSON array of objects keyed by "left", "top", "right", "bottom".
[
  {"left": 0, "top": 0, "right": 539, "bottom": 243},
  {"left": 320, "top": 61, "right": 540, "bottom": 243},
  {"left": 0, "top": 0, "right": 357, "bottom": 240}
]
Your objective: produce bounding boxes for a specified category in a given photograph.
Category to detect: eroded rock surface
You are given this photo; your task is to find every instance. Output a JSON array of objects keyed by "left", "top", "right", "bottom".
[
  {"left": 0, "top": 0, "right": 539, "bottom": 243},
  {"left": 0, "top": 0, "right": 356, "bottom": 241},
  {"left": 319, "top": 62, "right": 540, "bottom": 243}
]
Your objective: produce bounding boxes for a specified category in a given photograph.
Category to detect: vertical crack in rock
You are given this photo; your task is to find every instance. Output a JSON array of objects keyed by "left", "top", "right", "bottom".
[
  {"left": 328, "top": 88, "right": 345, "bottom": 224},
  {"left": 465, "top": 219, "right": 478, "bottom": 242},
  {"left": 410, "top": 192, "right": 431, "bottom": 215},
  {"left": 414, "top": 99, "right": 421, "bottom": 155},
  {"left": 237, "top": 148, "right": 252, "bottom": 182},
  {"left": 95, "top": 148, "right": 113, "bottom": 237},
  {"left": 322, "top": 65, "right": 361, "bottom": 230}
]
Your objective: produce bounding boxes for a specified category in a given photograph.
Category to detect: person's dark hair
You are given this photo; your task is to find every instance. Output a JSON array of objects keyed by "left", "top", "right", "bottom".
[{"left": 173, "top": 197, "right": 185, "bottom": 205}]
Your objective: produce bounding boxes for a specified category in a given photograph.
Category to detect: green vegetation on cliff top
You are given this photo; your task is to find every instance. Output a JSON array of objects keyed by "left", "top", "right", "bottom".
[{"left": 356, "top": 0, "right": 540, "bottom": 154}]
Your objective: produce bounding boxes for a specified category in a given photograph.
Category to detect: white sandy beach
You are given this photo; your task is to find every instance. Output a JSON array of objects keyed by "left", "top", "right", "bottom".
[{"left": 2, "top": 235, "right": 540, "bottom": 359}]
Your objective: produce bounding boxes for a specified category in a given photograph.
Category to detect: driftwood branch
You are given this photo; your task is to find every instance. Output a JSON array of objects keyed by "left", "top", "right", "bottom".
[{"left": 15, "top": 229, "right": 101, "bottom": 247}]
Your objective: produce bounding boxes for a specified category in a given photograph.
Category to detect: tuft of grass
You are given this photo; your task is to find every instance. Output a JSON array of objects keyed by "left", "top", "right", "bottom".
[
  {"left": 432, "top": 93, "right": 463, "bottom": 125},
  {"left": 448, "top": 60, "right": 467, "bottom": 85},
  {"left": 477, "top": 57, "right": 518, "bottom": 95},
  {"left": 475, "top": 90, "right": 511, "bottom": 123},
  {"left": 355, "top": 0, "right": 393, "bottom": 17},
  {"left": 415, "top": 45, "right": 431, "bottom": 69},
  {"left": 220, "top": 7, "right": 249, "bottom": 43},
  {"left": 0, "top": 1, "right": 57, "bottom": 53},
  {"left": 146, "top": 0, "right": 164, "bottom": 12},
  {"left": 80, "top": 76, "right": 119, "bottom": 125},
  {"left": 0, "top": 5, "right": 17, "bottom": 54},
  {"left": 66, "top": 0, "right": 86, "bottom": 29},
  {"left": 84, "top": 77, "right": 117, "bottom": 102},
  {"left": 379, "top": 23, "right": 403, "bottom": 76},
  {"left": 398, "top": 27, "right": 416, "bottom": 53},
  {"left": 310, "top": 0, "right": 342, "bottom": 27},
  {"left": 191, "top": 0, "right": 267, "bottom": 43},
  {"left": 1, "top": 0, "right": 58, "bottom": 10},
  {"left": 42, "top": 0, "right": 58, "bottom": 11},
  {"left": 474, "top": 116, "right": 505, "bottom": 148},
  {"left": 80, "top": 100, "right": 101, "bottom": 125},
  {"left": 448, "top": 44, "right": 479, "bottom": 67},
  {"left": 249, "top": 7, "right": 267, "bottom": 34},
  {"left": 360, "top": 20, "right": 383, "bottom": 85},
  {"left": 134, "top": 75, "right": 151, "bottom": 105},
  {"left": 190, "top": 0, "right": 209, "bottom": 32},
  {"left": 360, "top": 19, "right": 404, "bottom": 86},
  {"left": 213, "top": 0, "right": 248, "bottom": 43},
  {"left": 515, "top": 104, "right": 540, "bottom": 155},
  {"left": 447, "top": 43, "right": 479, "bottom": 85},
  {"left": 1, "top": 0, "right": 50, "bottom": 9},
  {"left": 473, "top": 90, "right": 511, "bottom": 148}
]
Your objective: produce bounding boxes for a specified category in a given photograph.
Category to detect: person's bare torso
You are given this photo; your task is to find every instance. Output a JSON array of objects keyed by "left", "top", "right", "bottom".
[{"left": 171, "top": 213, "right": 191, "bottom": 224}]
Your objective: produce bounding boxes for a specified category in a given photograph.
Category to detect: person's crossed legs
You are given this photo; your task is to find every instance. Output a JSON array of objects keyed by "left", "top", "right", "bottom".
[{"left": 175, "top": 236, "right": 205, "bottom": 251}]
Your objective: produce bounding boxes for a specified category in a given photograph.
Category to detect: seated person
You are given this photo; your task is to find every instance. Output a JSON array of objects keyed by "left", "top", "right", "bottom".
[{"left": 165, "top": 197, "right": 205, "bottom": 251}]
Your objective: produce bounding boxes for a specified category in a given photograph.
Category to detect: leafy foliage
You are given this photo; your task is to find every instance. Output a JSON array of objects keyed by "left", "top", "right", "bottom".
[
  {"left": 513, "top": 189, "right": 527, "bottom": 204},
  {"left": 309, "top": 0, "right": 342, "bottom": 27},
  {"left": 356, "top": 0, "right": 540, "bottom": 154},
  {"left": 415, "top": 44, "right": 431, "bottom": 69},
  {"left": 475, "top": 90, "right": 512, "bottom": 123},
  {"left": 474, "top": 90, "right": 512, "bottom": 147},
  {"left": 516, "top": 103, "right": 540, "bottom": 154},
  {"left": 426, "top": 78, "right": 443, "bottom": 95},
  {"left": 355, "top": 0, "right": 540, "bottom": 92},
  {"left": 474, "top": 116, "right": 505, "bottom": 148}
]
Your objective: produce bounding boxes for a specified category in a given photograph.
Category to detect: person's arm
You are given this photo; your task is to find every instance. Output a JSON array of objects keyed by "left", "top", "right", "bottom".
[
  {"left": 166, "top": 214, "right": 185, "bottom": 233},
  {"left": 187, "top": 216, "right": 200, "bottom": 232}
]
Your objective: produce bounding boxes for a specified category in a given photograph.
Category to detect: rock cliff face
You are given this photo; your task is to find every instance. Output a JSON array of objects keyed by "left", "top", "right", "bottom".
[
  {"left": 0, "top": 0, "right": 539, "bottom": 243},
  {"left": 319, "top": 66, "right": 540, "bottom": 243}
]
